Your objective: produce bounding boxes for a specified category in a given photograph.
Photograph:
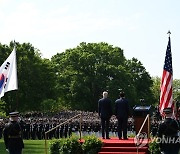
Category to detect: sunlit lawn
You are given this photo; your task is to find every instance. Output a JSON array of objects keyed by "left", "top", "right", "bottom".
[{"left": 0, "top": 139, "right": 50, "bottom": 154}]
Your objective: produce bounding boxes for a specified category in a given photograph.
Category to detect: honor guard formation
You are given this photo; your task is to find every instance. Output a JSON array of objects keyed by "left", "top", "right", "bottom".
[{"left": 0, "top": 107, "right": 179, "bottom": 141}]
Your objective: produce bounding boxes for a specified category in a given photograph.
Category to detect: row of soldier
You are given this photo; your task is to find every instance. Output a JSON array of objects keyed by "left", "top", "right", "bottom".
[{"left": 0, "top": 110, "right": 163, "bottom": 140}]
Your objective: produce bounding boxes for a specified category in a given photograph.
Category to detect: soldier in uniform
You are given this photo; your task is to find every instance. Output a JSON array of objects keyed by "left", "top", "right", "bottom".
[
  {"left": 157, "top": 107, "right": 180, "bottom": 154},
  {"left": 3, "top": 112, "right": 24, "bottom": 154},
  {"left": 68, "top": 123, "right": 73, "bottom": 137}
]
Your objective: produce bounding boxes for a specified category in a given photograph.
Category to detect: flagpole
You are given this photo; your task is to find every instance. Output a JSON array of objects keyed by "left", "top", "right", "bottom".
[
  {"left": 166, "top": 31, "right": 176, "bottom": 118},
  {"left": 14, "top": 40, "right": 16, "bottom": 47},
  {"left": 14, "top": 40, "right": 19, "bottom": 111},
  {"left": 159, "top": 31, "right": 173, "bottom": 118}
]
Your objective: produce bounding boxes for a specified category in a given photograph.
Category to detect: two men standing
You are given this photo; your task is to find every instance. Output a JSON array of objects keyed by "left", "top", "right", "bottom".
[{"left": 98, "top": 91, "right": 129, "bottom": 140}]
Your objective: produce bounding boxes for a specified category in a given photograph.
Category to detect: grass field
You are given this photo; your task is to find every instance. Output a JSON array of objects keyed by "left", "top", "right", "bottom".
[{"left": 0, "top": 139, "right": 50, "bottom": 154}]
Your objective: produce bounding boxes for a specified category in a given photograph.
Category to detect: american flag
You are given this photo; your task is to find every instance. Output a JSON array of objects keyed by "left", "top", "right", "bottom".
[{"left": 159, "top": 36, "right": 173, "bottom": 115}]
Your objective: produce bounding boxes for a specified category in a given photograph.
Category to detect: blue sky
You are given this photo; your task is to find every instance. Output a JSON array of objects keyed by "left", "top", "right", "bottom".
[{"left": 0, "top": 0, "right": 180, "bottom": 79}]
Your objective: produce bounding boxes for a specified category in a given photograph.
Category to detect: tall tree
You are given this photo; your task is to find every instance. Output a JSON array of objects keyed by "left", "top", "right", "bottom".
[
  {"left": 52, "top": 42, "right": 152, "bottom": 111},
  {"left": 1, "top": 41, "right": 155, "bottom": 113},
  {"left": 126, "top": 58, "right": 155, "bottom": 106},
  {"left": 151, "top": 76, "right": 161, "bottom": 107},
  {"left": 1, "top": 42, "right": 56, "bottom": 112},
  {"left": 52, "top": 42, "right": 129, "bottom": 110}
]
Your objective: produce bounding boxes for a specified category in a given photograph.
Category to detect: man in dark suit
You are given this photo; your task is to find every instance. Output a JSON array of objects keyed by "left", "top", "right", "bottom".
[
  {"left": 115, "top": 91, "right": 129, "bottom": 140},
  {"left": 98, "top": 91, "right": 112, "bottom": 139},
  {"left": 3, "top": 111, "right": 24, "bottom": 154}
]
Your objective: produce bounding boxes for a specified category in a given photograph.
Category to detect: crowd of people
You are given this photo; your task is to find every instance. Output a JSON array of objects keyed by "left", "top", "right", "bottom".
[
  {"left": 0, "top": 110, "right": 137, "bottom": 140},
  {"left": 0, "top": 110, "right": 169, "bottom": 140}
]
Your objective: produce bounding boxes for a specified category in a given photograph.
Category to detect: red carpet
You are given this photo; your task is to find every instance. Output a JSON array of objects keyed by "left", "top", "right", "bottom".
[{"left": 98, "top": 137, "right": 149, "bottom": 154}]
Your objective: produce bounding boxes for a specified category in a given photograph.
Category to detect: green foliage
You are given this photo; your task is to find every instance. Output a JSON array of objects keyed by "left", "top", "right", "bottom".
[
  {"left": 39, "top": 98, "right": 71, "bottom": 113},
  {"left": 52, "top": 42, "right": 127, "bottom": 110},
  {"left": 0, "top": 100, "right": 6, "bottom": 117},
  {"left": 52, "top": 42, "right": 154, "bottom": 111},
  {"left": 16, "top": 44, "right": 56, "bottom": 111},
  {"left": 49, "top": 139, "right": 61, "bottom": 154},
  {"left": 148, "top": 139, "right": 161, "bottom": 154},
  {"left": 41, "top": 99, "right": 58, "bottom": 112},
  {"left": 126, "top": 58, "right": 154, "bottom": 106},
  {"left": 49, "top": 135, "right": 82, "bottom": 154},
  {"left": 1, "top": 41, "right": 56, "bottom": 112},
  {"left": 1, "top": 41, "right": 159, "bottom": 112},
  {"left": 49, "top": 135, "right": 102, "bottom": 154},
  {"left": 56, "top": 97, "right": 71, "bottom": 111},
  {"left": 151, "top": 77, "right": 180, "bottom": 108},
  {"left": 82, "top": 135, "right": 103, "bottom": 154},
  {"left": 173, "top": 79, "right": 180, "bottom": 101},
  {"left": 151, "top": 76, "right": 161, "bottom": 107},
  {"left": 0, "top": 112, "right": 6, "bottom": 118},
  {"left": 60, "top": 136, "right": 82, "bottom": 154}
]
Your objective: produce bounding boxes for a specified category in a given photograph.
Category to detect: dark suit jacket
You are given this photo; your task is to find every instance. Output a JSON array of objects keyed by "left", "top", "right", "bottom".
[
  {"left": 98, "top": 98, "right": 112, "bottom": 119},
  {"left": 115, "top": 97, "right": 129, "bottom": 119}
]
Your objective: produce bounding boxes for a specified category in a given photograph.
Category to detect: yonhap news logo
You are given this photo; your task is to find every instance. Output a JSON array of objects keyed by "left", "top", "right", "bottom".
[
  {"left": 134, "top": 132, "right": 180, "bottom": 148},
  {"left": 134, "top": 132, "right": 148, "bottom": 147},
  {"left": 153, "top": 136, "right": 180, "bottom": 144}
]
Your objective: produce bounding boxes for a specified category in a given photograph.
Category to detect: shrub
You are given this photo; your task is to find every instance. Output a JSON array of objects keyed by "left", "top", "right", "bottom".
[
  {"left": 59, "top": 135, "right": 82, "bottom": 154},
  {"left": 49, "top": 139, "right": 61, "bottom": 154},
  {"left": 148, "top": 138, "right": 161, "bottom": 154},
  {"left": 49, "top": 135, "right": 102, "bottom": 154},
  {"left": 82, "top": 135, "right": 103, "bottom": 154}
]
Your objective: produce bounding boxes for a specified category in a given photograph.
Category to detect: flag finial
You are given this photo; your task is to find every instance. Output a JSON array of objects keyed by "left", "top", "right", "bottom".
[
  {"left": 167, "top": 31, "right": 171, "bottom": 37},
  {"left": 14, "top": 40, "right": 16, "bottom": 48}
]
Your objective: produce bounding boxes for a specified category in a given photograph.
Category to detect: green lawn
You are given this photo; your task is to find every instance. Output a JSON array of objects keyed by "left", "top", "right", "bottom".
[{"left": 0, "top": 139, "right": 50, "bottom": 154}]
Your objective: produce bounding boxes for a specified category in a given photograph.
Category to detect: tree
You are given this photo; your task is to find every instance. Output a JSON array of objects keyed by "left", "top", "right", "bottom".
[
  {"left": 1, "top": 42, "right": 56, "bottom": 112},
  {"left": 151, "top": 77, "right": 180, "bottom": 106},
  {"left": 151, "top": 76, "right": 161, "bottom": 107},
  {"left": 52, "top": 42, "right": 129, "bottom": 110},
  {"left": 126, "top": 58, "right": 155, "bottom": 106},
  {"left": 1, "top": 41, "right": 155, "bottom": 113},
  {"left": 52, "top": 42, "right": 153, "bottom": 111},
  {"left": 0, "top": 43, "right": 11, "bottom": 64},
  {"left": 173, "top": 79, "right": 180, "bottom": 106},
  {"left": 0, "top": 99, "right": 6, "bottom": 117},
  {"left": 0, "top": 42, "right": 17, "bottom": 113}
]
